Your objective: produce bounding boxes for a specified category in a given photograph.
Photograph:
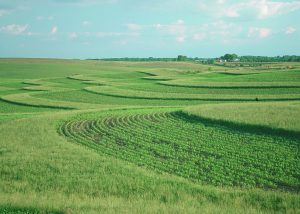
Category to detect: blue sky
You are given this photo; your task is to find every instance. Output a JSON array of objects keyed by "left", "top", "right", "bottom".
[{"left": 0, "top": 0, "right": 300, "bottom": 58}]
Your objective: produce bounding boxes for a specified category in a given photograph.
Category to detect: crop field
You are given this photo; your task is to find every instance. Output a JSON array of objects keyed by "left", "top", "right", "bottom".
[{"left": 0, "top": 59, "right": 300, "bottom": 213}]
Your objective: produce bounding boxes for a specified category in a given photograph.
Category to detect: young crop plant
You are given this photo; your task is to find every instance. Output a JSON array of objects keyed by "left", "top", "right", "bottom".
[{"left": 60, "top": 109, "right": 300, "bottom": 191}]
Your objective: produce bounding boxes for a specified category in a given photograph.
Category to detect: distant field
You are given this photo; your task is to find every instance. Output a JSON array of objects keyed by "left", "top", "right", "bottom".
[
  {"left": 0, "top": 59, "right": 299, "bottom": 213},
  {"left": 184, "top": 101, "right": 300, "bottom": 132}
]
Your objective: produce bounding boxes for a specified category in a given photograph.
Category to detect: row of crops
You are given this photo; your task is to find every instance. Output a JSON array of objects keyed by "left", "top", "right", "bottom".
[
  {"left": 79, "top": 70, "right": 300, "bottom": 100},
  {"left": 2, "top": 68, "right": 299, "bottom": 109},
  {"left": 70, "top": 70, "right": 300, "bottom": 102},
  {"left": 60, "top": 109, "right": 300, "bottom": 191}
]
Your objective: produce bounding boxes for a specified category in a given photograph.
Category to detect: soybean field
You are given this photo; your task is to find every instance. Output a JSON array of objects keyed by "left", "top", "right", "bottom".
[{"left": 0, "top": 59, "right": 299, "bottom": 213}]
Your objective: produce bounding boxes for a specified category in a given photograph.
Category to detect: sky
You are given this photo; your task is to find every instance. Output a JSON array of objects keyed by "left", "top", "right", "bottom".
[{"left": 0, "top": 0, "right": 300, "bottom": 58}]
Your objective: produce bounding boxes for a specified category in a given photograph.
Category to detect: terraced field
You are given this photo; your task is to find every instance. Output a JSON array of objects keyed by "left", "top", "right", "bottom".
[
  {"left": 0, "top": 59, "right": 300, "bottom": 213},
  {"left": 61, "top": 109, "right": 299, "bottom": 190}
]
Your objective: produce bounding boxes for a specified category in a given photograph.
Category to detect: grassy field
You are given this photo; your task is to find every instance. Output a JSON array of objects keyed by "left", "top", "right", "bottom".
[{"left": 0, "top": 59, "right": 299, "bottom": 213}]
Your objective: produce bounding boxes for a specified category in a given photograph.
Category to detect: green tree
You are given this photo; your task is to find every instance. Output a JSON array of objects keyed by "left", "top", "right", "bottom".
[
  {"left": 177, "top": 55, "right": 187, "bottom": 61},
  {"left": 222, "top": 54, "right": 238, "bottom": 61}
]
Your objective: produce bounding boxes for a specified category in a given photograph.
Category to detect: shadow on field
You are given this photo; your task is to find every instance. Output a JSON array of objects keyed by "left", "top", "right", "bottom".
[
  {"left": 0, "top": 98, "right": 75, "bottom": 110},
  {"left": 0, "top": 205, "right": 64, "bottom": 214},
  {"left": 84, "top": 88, "right": 300, "bottom": 102},
  {"left": 157, "top": 82, "right": 300, "bottom": 89},
  {"left": 175, "top": 111, "right": 300, "bottom": 141}
]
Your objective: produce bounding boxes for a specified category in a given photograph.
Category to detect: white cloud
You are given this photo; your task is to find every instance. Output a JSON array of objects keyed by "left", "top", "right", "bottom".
[
  {"left": 286, "top": 26, "right": 296, "bottom": 34},
  {"left": 155, "top": 19, "right": 186, "bottom": 35},
  {"left": 36, "top": 16, "right": 54, "bottom": 21},
  {"left": 82, "top": 21, "right": 91, "bottom": 26},
  {"left": 223, "top": 8, "right": 240, "bottom": 17},
  {"left": 0, "top": 9, "right": 11, "bottom": 17},
  {"left": 169, "top": 21, "right": 185, "bottom": 34},
  {"left": 198, "top": 20, "right": 243, "bottom": 42},
  {"left": 153, "top": 23, "right": 162, "bottom": 29},
  {"left": 176, "top": 36, "right": 185, "bottom": 43},
  {"left": 126, "top": 23, "right": 142, "bottom": 30},
  {"left": 0, "top": 24, "right": 28, "bottom": 35},
  {"left": 256, "top": 0, "right": 300, "bottom": 19},
  {"left": 152, "top": 19, "right": 243, "bottom": 43},
  {"left": 51, "top": 26, "right": 58, "bottom": 34},
  {"left": 69, "top": 32, "right": 78, "bottom": 39},
  {"left": 37, "top": 16, "right": 54, "bottom": 21},
  {"left": 193, "top": 33, "right": 206, "bottom": 41},
  {"left": 248, "top": 27, "right": 271, "bottom": 38},
  {"left": 221, "top": 0, "right": 300, "bottom": 19},
  {"left": 197, "top": 1, "right": 239, "bottom": 18},
  {"left": 217, "top": 0, "right": 225, "bottom": 4},
  {"left": 51, "top": 0, "right": 118, "bottom": 6},
  {"left": 155, "top": 19, "right": 186, "bottom": 42},
  {"left": 259, "top": 28, "right": 271, "bottom": 38},
  {"left": 115, "top": 18, "right": 246, "bottom": 44},
  {"left": 176, "top": 19, "right": 184, "bottom": 25},
  {"left": 198, "top": 0, "right": 300, "bottom": 19},
  {"left": 95, "top": 32, "right": 139, "bottom": 38},
  {"left": 96, "top": 32, "right": 121, "bottom": 37},
  {"left": 115, "top": 40, "right": 128, "bottom": 45}
]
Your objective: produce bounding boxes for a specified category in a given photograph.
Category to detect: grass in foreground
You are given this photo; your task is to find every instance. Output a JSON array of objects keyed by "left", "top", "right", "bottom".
[{"left": 0, "top": 111, "right": 299, "bottom": 213}]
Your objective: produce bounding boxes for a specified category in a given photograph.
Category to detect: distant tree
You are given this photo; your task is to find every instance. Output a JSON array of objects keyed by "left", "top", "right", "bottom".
[
  {"left": 231, "top": 54, "right": 238, "bottom": 60},
  {"left": 222, "top": 54, "right": 238, "bottom": 61},
  {"left": 207, "top": 59, "right": 215, "bottom": 64},
  {"left": 238, "top": 55, "right": 300, "bottom": 62},
  {"left": 177, "top": 55, "right": 188, "bottom": 61},
  {"left": 96, "top": 55, "right": 300, "bottom": 62}
]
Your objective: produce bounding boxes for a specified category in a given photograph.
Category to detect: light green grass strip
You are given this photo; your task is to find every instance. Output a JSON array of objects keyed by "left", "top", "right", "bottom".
[
  {"left": 1, "top": 92, "right": 113, "bottom": 110},
  {"left": 159, "top": 80, "right": 300, "bottom": 88},
  {"left": 85, "top": 85, "right": 300, "bottom": 101},
  {"left": 184, "top": 101, "right": 300, "bottom": 132}
]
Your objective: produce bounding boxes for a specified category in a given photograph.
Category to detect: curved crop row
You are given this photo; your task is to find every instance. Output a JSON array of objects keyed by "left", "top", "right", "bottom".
[
  {"left": 1, "top": 92, "right": 108, "bottom": 110},
  {"left": 84, "top": 85, "right": 300, "bottom": 101},
  {"left": 60, "top": 110, "right": 300, "bottom": 191},
  {"left": 158, "top": 80, "right": 300, "bottom": 89}
]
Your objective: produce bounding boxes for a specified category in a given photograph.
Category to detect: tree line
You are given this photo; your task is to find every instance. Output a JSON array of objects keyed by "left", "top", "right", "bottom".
[
  {"left": 88, "top": 55, "right": 300, "bottom": 62},
  {"left": 238, "top": 55, "right": 300, "bottom": 62}
]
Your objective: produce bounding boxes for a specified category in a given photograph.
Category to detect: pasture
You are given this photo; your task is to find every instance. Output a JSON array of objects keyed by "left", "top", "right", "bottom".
[{"left": 0, "top": 59, "right": 299, "bottom": 213}]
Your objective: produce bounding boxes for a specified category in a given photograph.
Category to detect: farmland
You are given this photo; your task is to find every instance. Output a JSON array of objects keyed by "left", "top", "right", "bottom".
[{"left": 0, "top": 59, "right": 299, "bottom": 213}]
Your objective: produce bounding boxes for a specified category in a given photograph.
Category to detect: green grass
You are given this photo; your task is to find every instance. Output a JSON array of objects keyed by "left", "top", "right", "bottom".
[
  {"left": 0, "top": 58, "right": 300, "bottom": 213},
  {"left": 184, "top": 101, "right": 300, "bottom": 132},
  {"left": 84, "top": 85, "right": 300, "bottom": 101},
  {"left": 34, "top": 90, "right": 212, "bottom": 106},
  {"left": 0, "top": 100, "right": 57, "bottom": 113}
]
